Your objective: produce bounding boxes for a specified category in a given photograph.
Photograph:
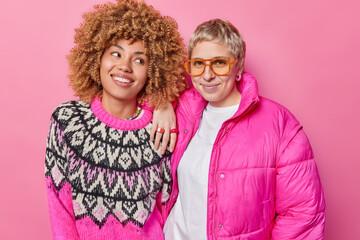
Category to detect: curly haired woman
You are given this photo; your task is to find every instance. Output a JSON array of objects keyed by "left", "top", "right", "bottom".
[{"left": 44, "top": 0, "right": 187, "bottom": 239}]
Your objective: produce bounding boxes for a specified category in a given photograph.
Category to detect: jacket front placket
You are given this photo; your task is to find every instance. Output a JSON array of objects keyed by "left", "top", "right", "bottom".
[{"left": 206, "top": 86, "right": 259, "bottom": 239}]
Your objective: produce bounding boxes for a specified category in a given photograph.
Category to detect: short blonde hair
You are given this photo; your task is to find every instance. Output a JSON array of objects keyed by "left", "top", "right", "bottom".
[
  {"left": 67, "top": 0, "right": 187, "bottom": 108},
  {"left": 188, "top": 19, "right": 246, "bottom": 73}
]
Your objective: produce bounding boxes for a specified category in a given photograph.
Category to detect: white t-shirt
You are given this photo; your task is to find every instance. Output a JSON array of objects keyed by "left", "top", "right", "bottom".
[{"left": 164, "top": 103, "right": 239, "bottom": 240}]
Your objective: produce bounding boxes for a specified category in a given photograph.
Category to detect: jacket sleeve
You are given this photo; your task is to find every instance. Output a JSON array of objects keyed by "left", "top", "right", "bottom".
[
  {"left": 272, "top": 123, "right": 325, "bottom": 239},
  {"left": 45, "top": 117, "right": 80, "bottom": 240}
]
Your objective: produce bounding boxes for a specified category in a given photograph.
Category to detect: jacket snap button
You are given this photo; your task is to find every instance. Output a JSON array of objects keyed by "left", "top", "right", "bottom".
[
  {"left": 184, "top": 130, "right": 187, "bottom": 133},
  {"left": 218, "top": 224, "right": 222, "bottom": 228},
  {"left": 226, "top": 130, "right": 229, "bottom": 133},
  {"left": 220, "top": 174, "right": 225, "bottom": 178},
  {"left": 173, "top": 195, "right": 176, "bottom": 198}
]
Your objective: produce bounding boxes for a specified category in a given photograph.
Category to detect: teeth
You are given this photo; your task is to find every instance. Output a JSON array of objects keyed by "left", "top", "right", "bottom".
[{"left": 113, "top": 76, "right": 131, "bottom": 83}]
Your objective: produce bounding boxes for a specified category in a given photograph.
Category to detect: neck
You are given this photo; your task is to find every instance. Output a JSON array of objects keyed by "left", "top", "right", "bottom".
[{"left": 101, "top": 96, "right": 138, "bottom": 120}]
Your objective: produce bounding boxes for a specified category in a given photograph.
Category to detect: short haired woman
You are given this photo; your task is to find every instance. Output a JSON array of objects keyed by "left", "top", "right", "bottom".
[{"left": 162, "top": 19, "right": 325, "bottom": 240}]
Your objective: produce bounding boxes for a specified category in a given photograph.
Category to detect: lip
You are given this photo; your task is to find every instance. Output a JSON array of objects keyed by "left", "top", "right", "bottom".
[
  {"left": 201, "top": 83, "right": 220, "bottom": 91},
  {"left": 111, "top": 74, "right": 134, "bottom": 87}
]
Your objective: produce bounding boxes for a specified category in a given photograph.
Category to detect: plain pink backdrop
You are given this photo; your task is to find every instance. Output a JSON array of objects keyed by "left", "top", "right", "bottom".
[{"left": 0, "top": 0, "right": 359, "bottom": 239}]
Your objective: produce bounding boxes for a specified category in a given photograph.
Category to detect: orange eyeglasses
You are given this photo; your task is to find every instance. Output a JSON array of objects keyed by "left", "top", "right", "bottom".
[{"left": 184, "top": 58, "right": 238, "bottom": 77}]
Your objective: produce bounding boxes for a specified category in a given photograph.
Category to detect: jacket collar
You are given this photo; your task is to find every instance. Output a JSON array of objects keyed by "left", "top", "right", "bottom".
[{"left": 232, "top": 72, "right": 260, "bottom": 119}]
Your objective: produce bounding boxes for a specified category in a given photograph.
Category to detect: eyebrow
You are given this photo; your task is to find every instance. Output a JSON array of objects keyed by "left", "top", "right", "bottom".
[
  {"left": 114, "top": 45, "right": 145, "bottom": 55},
  {"left": 191, "top": 56, "right": 231, "bottom": 60}
]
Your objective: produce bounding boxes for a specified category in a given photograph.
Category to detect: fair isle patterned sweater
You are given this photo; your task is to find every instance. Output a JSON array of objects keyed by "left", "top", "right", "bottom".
[{"left": 45, "top": 98, "right": 172, "bottom": 240}]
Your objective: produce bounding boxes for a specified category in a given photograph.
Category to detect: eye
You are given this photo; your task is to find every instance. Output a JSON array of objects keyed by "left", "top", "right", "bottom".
[
  {"left": 134, "top": 58, "right": 145, "bottom": 65},
  {"left": 111, "top": 52, "right": 120, "bottom": 57},
  {"left": 212, "top": 59, "right": 228, "bottom": 66},
  {"left": 192, "top": 60, "right": 204, "bottom": 67}
]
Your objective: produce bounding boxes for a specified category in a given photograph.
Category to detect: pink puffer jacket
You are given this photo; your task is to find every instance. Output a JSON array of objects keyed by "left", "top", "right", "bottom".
[{"left": 163, "top": 73, "right": 325, "bottom": 239}]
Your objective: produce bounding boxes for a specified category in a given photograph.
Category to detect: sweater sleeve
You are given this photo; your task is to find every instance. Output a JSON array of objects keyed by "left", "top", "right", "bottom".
[
  {"left": 161, "top": 153, "right": 173, "bottom": 205},
  {"left": 157, "top": 151, "right": 173, "bottom": 221},
  {"left": 45, "top": 117, "right": 80, "bottom": 240},
  {"left": 271, "top": 125, "right": 325, "bottom": 239}
]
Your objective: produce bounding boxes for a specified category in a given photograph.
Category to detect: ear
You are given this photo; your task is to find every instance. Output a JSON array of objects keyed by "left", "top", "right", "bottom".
[{"left": 235, "top": 68, "right": 242, "bottom": 81}]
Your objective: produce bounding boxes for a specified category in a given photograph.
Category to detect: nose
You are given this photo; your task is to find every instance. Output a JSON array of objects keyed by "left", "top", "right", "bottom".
[
  {"left": 202, "top": 64, "right": 215, "bottom": 81},
  {"left": 117, "top": 58, "right": 132, "bottom": 72}
]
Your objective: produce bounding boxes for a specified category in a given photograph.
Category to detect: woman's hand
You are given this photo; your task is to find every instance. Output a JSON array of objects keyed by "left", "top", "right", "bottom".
[{"left": 150, "top": 102, "right": 177, "bottom": 154}]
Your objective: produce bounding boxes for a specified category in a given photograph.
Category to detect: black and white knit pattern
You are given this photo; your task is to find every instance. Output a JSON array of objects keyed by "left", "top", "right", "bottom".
[{"left": 45, "top": 101, "right": 172, "bottom": 228}]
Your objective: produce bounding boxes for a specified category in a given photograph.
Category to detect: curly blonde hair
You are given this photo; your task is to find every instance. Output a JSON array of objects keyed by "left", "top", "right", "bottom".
[{"left": 67, "top": 0, "right": 187, "bottom": 108}]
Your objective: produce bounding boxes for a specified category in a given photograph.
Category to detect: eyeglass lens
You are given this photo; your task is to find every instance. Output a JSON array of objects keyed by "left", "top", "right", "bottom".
[{"left": 187, "top": 59, "right": 231, "bottom": 76}]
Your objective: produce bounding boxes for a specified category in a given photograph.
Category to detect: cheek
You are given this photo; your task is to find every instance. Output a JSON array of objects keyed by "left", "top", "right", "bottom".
[
  {"left": 220, "top": 75, "right": 235, "bottom": 84},
  {"left": 99, "top": 60, "right": 113, "bottom": 85},
  {"left": 229, "top": 68, "right": 239, "bottom": 79},
  {"left": 100, "top": 60, "right": 111, "bottom": 72},
  {"left": 139, "top": 67, "right": 149, "bottom": 82},
  {"left": 100, "top": 54, "right": 116, "bottom": 71},
  {"left": 99, "top": 65, "right": 107, "bottom": 83},
  {"left": 191, "top": 77, "right": 200, "bottom": 86}
]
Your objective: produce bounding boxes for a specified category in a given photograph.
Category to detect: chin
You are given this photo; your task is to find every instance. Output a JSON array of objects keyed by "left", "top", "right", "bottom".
[{"left": 203, "top": 95, "right": 218, "bottom": 103}]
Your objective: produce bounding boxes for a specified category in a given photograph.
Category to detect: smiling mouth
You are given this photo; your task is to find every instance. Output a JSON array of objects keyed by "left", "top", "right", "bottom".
[
  {"left": 200, "top": 83, "right": 220, "bottom": 92},
  {"left": 202, "top": 83, "right": 220, "bottom": 88},
  {"left": 112, "top": 75, "right": 134, "bottom": 83}
]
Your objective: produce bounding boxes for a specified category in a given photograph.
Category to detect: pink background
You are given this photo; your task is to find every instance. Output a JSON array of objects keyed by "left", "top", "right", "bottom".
[{"left": 1, "top": 0, "right": 359, "bottom": 239}]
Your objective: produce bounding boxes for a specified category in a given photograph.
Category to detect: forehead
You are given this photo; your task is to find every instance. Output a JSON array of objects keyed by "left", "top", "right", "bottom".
[
  {"left": 111, "top": 38, "right": 146, "bottom": 52},
  {"left": 191, "top": 40, "right": 233, "bottom": 59}
]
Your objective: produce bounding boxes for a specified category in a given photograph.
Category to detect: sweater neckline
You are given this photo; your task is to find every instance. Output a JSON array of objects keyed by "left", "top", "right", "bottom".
[{"left": 91, "top": 97, "right": 152, "bottom": 131}]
